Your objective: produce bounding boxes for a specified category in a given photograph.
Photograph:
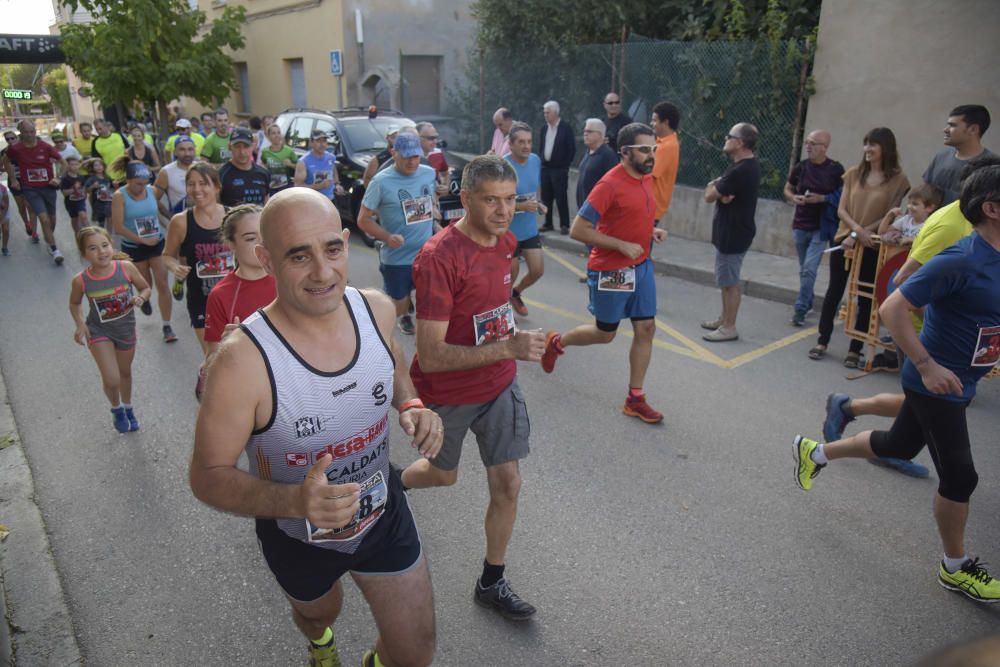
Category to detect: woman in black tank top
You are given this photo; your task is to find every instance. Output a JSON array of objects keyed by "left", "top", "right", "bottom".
[
  {"left": 127, "top": 126, "right": 161, "bottom": 174},
  {"left": 163, "top": 163, "right": 228, "bottom": 355}
]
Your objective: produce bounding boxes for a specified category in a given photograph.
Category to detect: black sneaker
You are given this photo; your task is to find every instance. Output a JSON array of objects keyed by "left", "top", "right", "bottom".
[
  {"left": 474, "top": 577, "right": 536, "bottom": 620},
  {"left": 397, "top": 314, "right": 415, "bottom": 335},
  {"left": 141, "top": 300, "right": 153, "bottom": 316},
  {"left": 162, "top": 324, "right": 178, "bottom": 343}
]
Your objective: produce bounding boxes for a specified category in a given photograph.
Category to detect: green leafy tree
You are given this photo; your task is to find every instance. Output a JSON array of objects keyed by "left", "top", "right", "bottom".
[
  {"left": 42, "top": 67, "right": 72, "bottom": 118},
  {"left": 59, "top": 0, "right": 246, "bottom": 139}
]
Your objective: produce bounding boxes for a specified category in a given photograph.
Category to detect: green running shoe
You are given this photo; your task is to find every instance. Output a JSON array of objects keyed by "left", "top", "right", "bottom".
[
  {"left": 172, "top": 278, "right": 185, "bottom": 301},
  {"left": 307, "top": 633, "right": 341, "bottom": 667},
  {"left": 938, "top": 558, "right": 1000, "bottom": 603},
  {"left": 793, "top": 435, "right": 824, "bottom": 491}
]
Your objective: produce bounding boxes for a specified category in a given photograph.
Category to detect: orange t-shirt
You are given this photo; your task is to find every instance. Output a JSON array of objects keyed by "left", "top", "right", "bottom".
[{"left": 652, "top": 133, "right": 680, "bottom": 219}]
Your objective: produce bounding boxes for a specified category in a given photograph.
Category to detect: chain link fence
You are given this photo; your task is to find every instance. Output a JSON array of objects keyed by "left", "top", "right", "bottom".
[{"left": 447, "top": 38, "right": 810, "bottom": 200}]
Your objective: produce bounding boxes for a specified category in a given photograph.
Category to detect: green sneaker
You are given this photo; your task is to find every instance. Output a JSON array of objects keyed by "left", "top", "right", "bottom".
[
  {"left": 938, "top": 558, "right": 1000, "bottom": 603},
  {"left": 793, "top": 435, "right": 824, "bottom": 491},
  {"left": 308, "top": 633, "right": 341, "bottom": 667}
]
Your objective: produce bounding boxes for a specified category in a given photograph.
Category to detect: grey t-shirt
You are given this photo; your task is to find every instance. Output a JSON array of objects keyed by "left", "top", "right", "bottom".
[{"left": 923, "top": 146, "right": 996, "bottom": 204}]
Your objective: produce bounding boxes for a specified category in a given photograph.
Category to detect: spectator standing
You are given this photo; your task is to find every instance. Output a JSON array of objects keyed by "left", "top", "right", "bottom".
[
  {"left": 650, "top": 101, "right": 681, "bottom": 227},
  {"left": 602, "top": 92, "right": 632, "bottom": 152},
  {"left": 810, "top": 127, "right": 910, "bottom": 367},
  {"left": 490, "top": 108, "right": 513, "bottom": 157},
  {"left": 784, "top": 129, "right": 845, "bottom": 326},
  {"left": 538, "top": 100, "right": 575, "bottom": 234},
  {"left": 701, "top": 123, "right": 762, "bottom": 342},
  {"left": 924, "top": 105, "right": 994, "bottom": 204},
  {"left": 576, "top": 119, "right": 618, "bottom": 207}
]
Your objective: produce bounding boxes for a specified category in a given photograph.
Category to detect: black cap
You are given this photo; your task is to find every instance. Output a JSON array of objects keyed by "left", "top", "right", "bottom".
[
  {"left": 229, "top": 127, "right": 253, "bottom": 145},
  {"left": 310, "top": 129, "right": 330, "bottom": 140}
]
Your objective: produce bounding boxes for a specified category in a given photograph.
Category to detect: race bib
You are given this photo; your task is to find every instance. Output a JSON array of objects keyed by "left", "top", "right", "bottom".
[
  {"left": 134, "top": 215, "right": 160, "bottom": 239},
  {"left": 218, "top": 148, "right": 232, "bottom": 161},
  {"left": 97, "top": 186, "right": 112, "bottom": 202},
  {"left": 269, "top": 173, "right": 288, "bottom": 189},
  {"left": 93, "top": 286, "right": 133, "bottom": 323},
  {"left": 195, "top": 251, "right": 235, "bottom": 280},
  {"left": 598, "top": 267, "right": 636, "bottom": 292},
  {"left": 306, "top": 470, "right": 388, "bottom": 543},
  {"left": 401, "top": 194, "right": 434, "bottom": 225},
  {"left": 313, "top": 171, "right": 330, "bottom": 183},
  {"left": 26, "top": 168, "right": 49, "bottom": 184},
  {"left": 972, "top": 325, "right": 1000, "bottom": 367},
  {"left": 473, "top": 302, "right": 515, "bottom": 345}
]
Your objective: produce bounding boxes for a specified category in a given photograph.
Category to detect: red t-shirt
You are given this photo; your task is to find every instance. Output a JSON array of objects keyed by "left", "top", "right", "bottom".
[
  {"left": 204, "top": 272, "right": 277, "bottom": 343},
  {"left": 410, "top": 225, "right": 518, "bottom": 405},
  {"left": 578, "top": 164, "right": 656, "bottom": 271},
  {"left": 7, "top": 140, "right": 62, "bottom": 188}
]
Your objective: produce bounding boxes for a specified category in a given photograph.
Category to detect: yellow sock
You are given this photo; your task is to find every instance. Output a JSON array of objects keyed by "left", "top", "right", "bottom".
[{"left": 311, "top": 626, "right": 333, "bottom": 646}]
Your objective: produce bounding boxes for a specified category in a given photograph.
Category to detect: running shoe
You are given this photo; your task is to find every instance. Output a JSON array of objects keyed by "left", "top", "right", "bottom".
[
  {"left": 938, "top": 558, "right": 1000, "bottom": 603},
  {"left": 540, "top": 331, "right": 562, "bottom": 373},
  {"left": 172, "top": 279, "right": 185, "bottom": 301},
  {"left": 124, "top": 407, "right": 140, "bottom": 432},
  {"left": 24, "top": 220, "right": 33, "bottom": 236},
  {"left": 867, "top": 457, "right": 930, "bottom": 478},
  {"left": 823, "top": 393, "right": 854, "bottom": 442},
  {"left": 111, "top": 407, "right": 130, "bottom": 434},
  {"left": 397, "top": 314, "right": 415, "bottom": 335},
  {"left": 793, "top": 435, "right": 824, "bottom": 491},
  {"left": 51, "top": 247, "right": 64, "bottom": 265},
  {"left": 30, "top": 233, "right": 39, "bottom": 244},
  {"left": 623, "top": 393, "right": 664, "bottom": 424},
  {"left": 1, "top": 247, "right": 8, "bottom": 257},
  {"left": 510, "top": 293, "right": 528, "bottom": 316},
  {"left": 307, "top": 633, "right": 342, "bottom": 667},
  {"left": 162, "top": 324, "right": 178, "bottom": 343},
  {"left": 361, "top": 649, "right": 378, "bottom": 667},
  {"left": 474, "top": 576, "right": 536, "bottom": 620}
]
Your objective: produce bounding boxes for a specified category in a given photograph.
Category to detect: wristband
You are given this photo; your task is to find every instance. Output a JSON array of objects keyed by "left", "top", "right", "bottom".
[{"left": 399, "top": 398, "right": 425, "bottom": 413}]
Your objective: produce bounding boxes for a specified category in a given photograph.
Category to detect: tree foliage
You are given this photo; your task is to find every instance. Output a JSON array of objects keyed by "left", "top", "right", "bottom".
[
  {"left": 472, "top": 0, "right": 821, "bottom": 48},
  {"left": 59, "top": 0, "right": 246, "bottom": 135},
  {"left": 42, "top": 67, "right": 72, "bottom": 117}
]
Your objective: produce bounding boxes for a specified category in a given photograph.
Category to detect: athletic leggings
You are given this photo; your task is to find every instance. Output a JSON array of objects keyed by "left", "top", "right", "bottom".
[
  {"left": 870, "top": 389, "right": 977, "bottom": 503},
  {"left": 817, "top": 246, "right": 878, "bottom": 351}
]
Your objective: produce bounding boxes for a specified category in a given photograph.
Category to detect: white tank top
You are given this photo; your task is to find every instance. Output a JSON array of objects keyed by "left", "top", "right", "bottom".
[
  {"left": 160, "top": 161, "right": 188, "bottom": 212},
  {"left": 243, "top": 287, "right": 395, "bottom": 552}
]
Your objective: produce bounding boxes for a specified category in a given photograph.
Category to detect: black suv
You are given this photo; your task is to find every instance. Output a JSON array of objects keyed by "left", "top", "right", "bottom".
[{"left": 274, "top": 108, "right": 414, "bottom": 244}]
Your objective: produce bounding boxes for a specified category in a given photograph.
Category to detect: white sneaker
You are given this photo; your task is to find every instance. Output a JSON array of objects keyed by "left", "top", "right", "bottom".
[{"left": 52, "top": 248, "right": 65, "bottom": 265}]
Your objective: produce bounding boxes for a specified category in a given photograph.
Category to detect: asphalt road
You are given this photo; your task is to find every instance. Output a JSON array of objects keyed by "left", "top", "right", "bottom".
[{"left": 0, "top": 208, "right": 998, "bottom": 666}]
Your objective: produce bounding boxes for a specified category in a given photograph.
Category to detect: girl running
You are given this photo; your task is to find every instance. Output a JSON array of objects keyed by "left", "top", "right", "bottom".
[
  {"left": 84, "top": 158, "right": 114, "bottom": 230},
  {"left": 110, "top": 157, "right": 176, "bottom": 342},
  {"left": 163, "top": 163, "right": 229, "bottom": 356},
  {"left": 69, "top": 226, "right": 151, "bottom": 434}
]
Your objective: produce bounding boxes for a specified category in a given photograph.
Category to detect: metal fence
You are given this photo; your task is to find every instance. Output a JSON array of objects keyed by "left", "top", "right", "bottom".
[{"left": 447, "top": 38, "right": 810, "bottom": 200}]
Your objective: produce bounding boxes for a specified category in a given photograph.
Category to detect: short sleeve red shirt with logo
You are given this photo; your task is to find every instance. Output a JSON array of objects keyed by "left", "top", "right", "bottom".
[
  {"left": 204, "top": 272, "right": 277, "bottom": 343},
  {"left": 410, "top": 224, "right": 518, "bottom": 405},
  {"left": 578, "top": 164, "right": 656, "bottom": 271},
  {"left": 7, "top": 140, "right": 62, "bottom": 188}
]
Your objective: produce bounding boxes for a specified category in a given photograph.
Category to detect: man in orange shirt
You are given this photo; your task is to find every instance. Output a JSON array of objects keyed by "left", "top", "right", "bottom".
[{"left": 651, "top": 102, "right": 681, "bottom": 227}]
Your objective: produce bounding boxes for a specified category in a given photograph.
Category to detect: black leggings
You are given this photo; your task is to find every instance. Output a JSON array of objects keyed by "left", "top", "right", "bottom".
[
  {"left": 817, "top": 246, "right": 878, "bottom": 351},
  {"left": 870, "top": 389, "right": 977, "bottom": 503}
]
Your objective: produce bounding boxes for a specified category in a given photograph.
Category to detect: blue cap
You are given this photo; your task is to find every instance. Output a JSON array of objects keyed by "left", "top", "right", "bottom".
[
  {"left": 393, "top": 133, "right": 423, "bottom": 158},
  {"left": 174, "top": 136, "right": 195, "bottom": 147},
  {"left": 126, "top": 162, "right": 151, "bottom": 181}
]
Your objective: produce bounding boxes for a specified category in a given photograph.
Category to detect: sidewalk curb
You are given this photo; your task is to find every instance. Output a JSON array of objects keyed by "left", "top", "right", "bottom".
[
  {"left": 541, "top": 234, "right": 825, "bottom": 311},
  {"left": 0, "top": 367, "right": 83, "bottom": 666}
]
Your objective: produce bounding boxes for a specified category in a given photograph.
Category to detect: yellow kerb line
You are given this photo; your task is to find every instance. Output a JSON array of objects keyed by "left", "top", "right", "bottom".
[{"left": 721, "top": 327, "right": 817, "bottom": 368}]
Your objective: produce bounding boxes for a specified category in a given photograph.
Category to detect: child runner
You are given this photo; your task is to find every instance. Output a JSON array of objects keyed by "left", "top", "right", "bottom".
[
  {"left": 60, "top": 156, "right": 89, "bottom": 234},
  {"left": 196, "top": 204, "right": 275, "bottom": 400},
  {"left": 163, "top": 163, "right": 229, "bottom": 358},
  {"left": 69, "top": 226, "right": 151, "bottom": 433},
  {"left": 84, "top": 158, "right": 114, "bottom": 230},
  {"left": 0, "top": 181, "right": 9, "bottom": 256},
  {"left": 110, "top": 157, "right": 176, "bottom": 342}
]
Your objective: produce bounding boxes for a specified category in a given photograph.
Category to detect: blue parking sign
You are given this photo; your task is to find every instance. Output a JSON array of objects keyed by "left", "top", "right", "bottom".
[{"left": 330, "top": 49, "right": 343, "bottom": 76}]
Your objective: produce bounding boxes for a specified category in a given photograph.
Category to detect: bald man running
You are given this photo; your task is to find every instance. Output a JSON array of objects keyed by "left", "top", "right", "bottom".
[{"left": 190, "top": 188, "right": 442, "bottom": 667}]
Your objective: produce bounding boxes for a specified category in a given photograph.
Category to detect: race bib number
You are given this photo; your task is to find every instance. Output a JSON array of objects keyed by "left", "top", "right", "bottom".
[
  {"left": 598, "top": 267, "right": 636, "bottom": 292},
  {"left": 195, "top": 251, "right": 235, "bottom": 280},
  {"left": 269, "top": 173, "right": 289, "bottom": 189},
  {"left": 26, "top": 168, "right": 49, "bottom": 184},
  {"left": 135, "top": 215, "right": 160, "bottom": 239},
  {"left": 306, "top": 470, "right": 388, "bottom": 543},
  {"left": 473, "top": 302, "right": 515, "bottom": 345},
  {"left": 313, "top": 171, "right": 330, "bottom": 183},
  {"left": 218, "top": 148, "right": 232, "bottom": 161},
  {"left": 97, "top": 186, "right": 112, "bottom": 202},
  {"left": 401, "top": 194, "right": 434, "bottom": 225},
  {"left": 93, "top": 286, "right": 133, "bottom": 323},
  {"left": 972, "top": 325, "right": 1000, "bottom": 367}
]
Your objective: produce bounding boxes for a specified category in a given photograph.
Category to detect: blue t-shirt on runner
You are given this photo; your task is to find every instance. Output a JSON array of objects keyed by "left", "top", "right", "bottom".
[
  {"left": 361, "top": 164, "right": 438, "bottom": 266},
  {"left": 900, "top": 232, "right": 1000, "bottom": 401},
  {"left": 505, "top": 153, "right": 541, "bottom": 241},
  {"left": 302, "top": 151, "right": 337, "bottom": 199}
]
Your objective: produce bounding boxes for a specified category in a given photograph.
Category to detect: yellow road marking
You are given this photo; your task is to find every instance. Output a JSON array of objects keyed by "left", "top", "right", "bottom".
[
  {"left": 721, "top": 327, "right": 817, "bottom": 369},
  {"left": 543, "top": 247, "right": 587, "bottom": 278}
]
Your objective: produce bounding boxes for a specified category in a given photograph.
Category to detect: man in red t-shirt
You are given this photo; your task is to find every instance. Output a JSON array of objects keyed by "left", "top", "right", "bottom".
[
  {"left": 402, "top": 155, "right": 547, "bottom": 620},
  {"left": 5, "top": 120, "right": 67, "bottom": 264},
  {"left": 540, "top": 122, "right": 668, "bottom": 424}
]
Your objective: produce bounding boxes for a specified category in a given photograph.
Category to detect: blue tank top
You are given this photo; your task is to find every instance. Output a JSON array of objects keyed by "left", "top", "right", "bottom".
[
  {"left": 121, "top": 185, "right": 162, "bottom": 248},
  {"left": 303, "top": 151, "right": 336, "bottom": 199}
]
